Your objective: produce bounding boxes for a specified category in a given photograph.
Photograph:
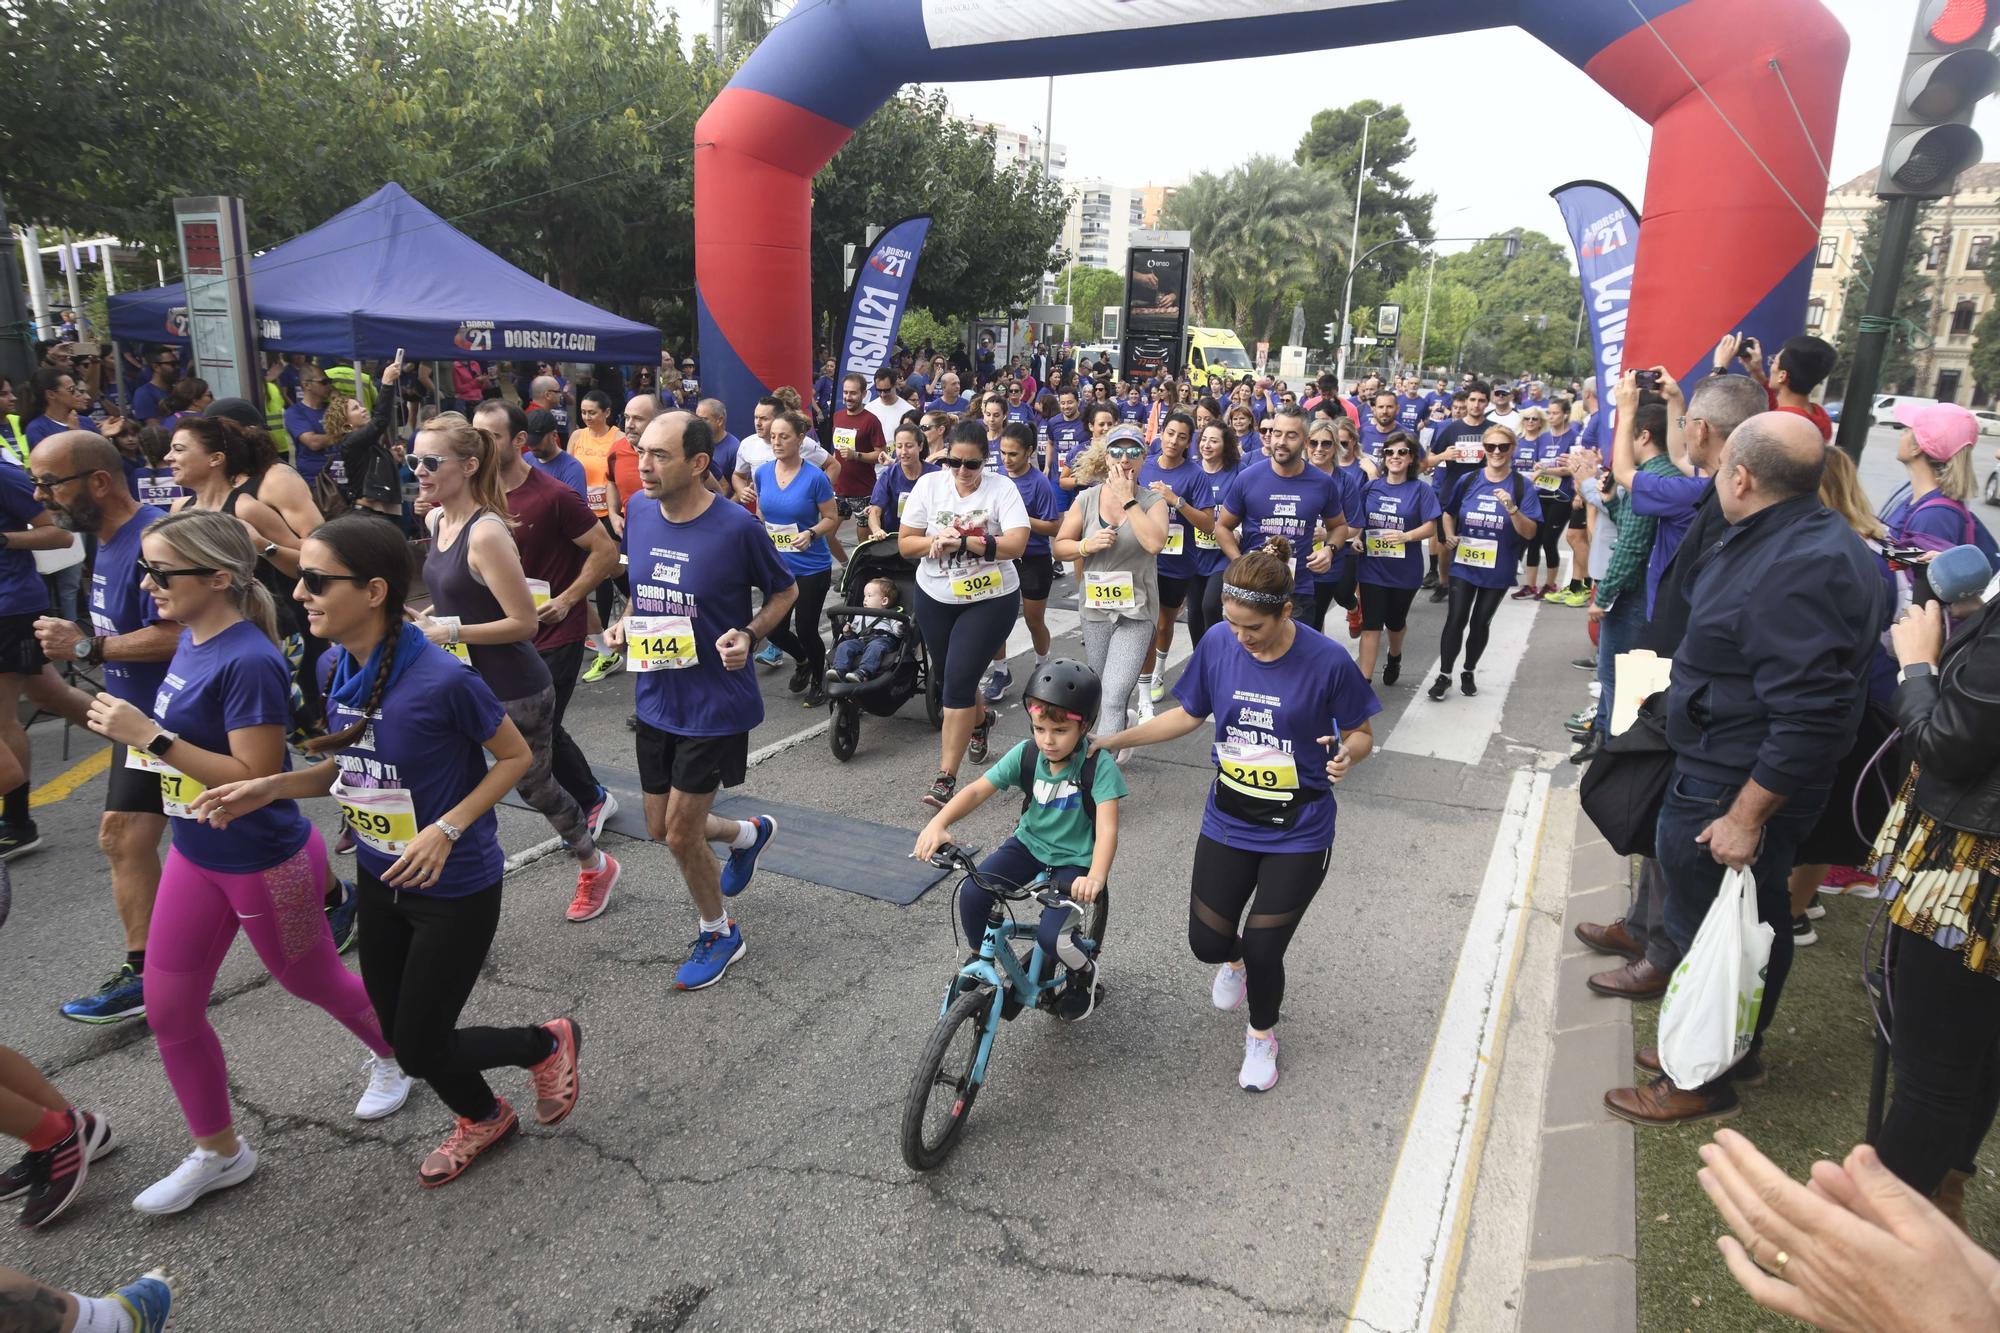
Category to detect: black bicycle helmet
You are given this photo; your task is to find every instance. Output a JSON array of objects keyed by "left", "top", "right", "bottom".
[{"left": 1024, "top": 658, "right": 1101, "bottom": 727}]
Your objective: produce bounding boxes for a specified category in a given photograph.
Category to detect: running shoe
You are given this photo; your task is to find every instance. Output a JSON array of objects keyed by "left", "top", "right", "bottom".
[
  {"left": 1426, "top": 674, "right": 1450, "bottom": 701},
  {"left": 1791, "top": 916, "right": 1819, "bottom": 947},
  {"left": 755, "top": 642, "right": 784, "bottom": 667},
  {"left": 1542, "top": 583, "right": 1560, "bottom": 599},
  {"left": 354, "top": 1055, "right": 413, "bottom": 1121},
  {"left": 1805, "top": 897, "right": 1827, "bottom": 921},
  {"left": 1211, "top": 962, "right": 1247, "bottom": 1012},
  {"left": 982, "top": 664, "right": 1011, "bottom": 703},
  {"left": 580, "top": 650, "right": 622, "bottom": 683},
  {"left": 923, "top": 772, "right": 957, "bottom": 810},
  {"left": 0, "top": 822, "right": 42, "bottom": 862},
  {"left": 1550, "top": 586, "right": 1592, "bottom": 607},
  {"left": 1566, "top": 705, "right": 1597, "bottom": 735},
  {"left": 1135, "top": 686, "right": 1155, "bottom": 722},
  {"left": 585, "top": 786, "right": 618, "bottom": 841},
  {"left": 18, "top": 1109, "right": 90, "bottom": 1227},
  {"left": 967, "top": 713, "right": 991, "bottom": 764},
  {"left": 673, "top": 923, "right": 745, "bottom": 991},
  {"left": 803, "top": 681, "right": 827, "bottom": 708},
  {"left": 1822, "top": 865, "right": 1879, "bottom": 894},
  {"left": 1347, "top": 605, "right": 1363, "bottom": 638},
  {"left": 419, "top": 1101, "right": 518, "bottom": 1189},
  {"left": 1510, "top": 584, "right": 1538, "bottom": 601},
  {"left": 1, "top": 1112, "right": 111, "bottom": 1203},
  {"left": 1239, "top": 1029, "right": 1279, "bottom": 1092},
  {"left": 1420, "top": 569, "right": 1438, "bottom": 590},
  {"left": 787, "top": 662, "right": 812, "bottom": 695},
  {"left": 1382, "top": 654, "right": 1402, "bottom": 687},
  {"left": 567, "top": 853, "right": 621, "bottom": 921},
  {"left": 325, "top": 878, "right": 358, "bottom": 955},
  {"left": 61, "top": 965, "right": 145, "bottom": 1024},
  {"left": 719, "top": 817, "right": 776, "bottom": 898},
  {"left": 334, "top": 825, "right": 356, "bottom": 856},
  {"left": 1570, "top": 655, "right": 1598, "bottom": 671},
  {"left": 108, "top": 1269, "right": 175, "bottom": 1333},
  {"left": 131, "top": 1141, "right": 257, "bottom": 1214},
  {"left": 1428, "top": 584, "right": 1449, "bottom": 603},
  {"left": 1149, "top": 675, "right": 1168, "bottom": 702},
  {"left": 527, "top": 1018, "right": 583, "bottom": 1125},
  {"left": 1460, "top": 671, "right": 1477, "bottom": 697},
  {"left": 1056, "top": 960, "right": 1102, "bottom": 1022}
]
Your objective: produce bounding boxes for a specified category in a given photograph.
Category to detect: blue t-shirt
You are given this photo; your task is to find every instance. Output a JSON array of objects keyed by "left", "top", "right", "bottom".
[
  {"left": 1173, "top": 622, "right": 1382, "bottom": 853},
  {"left": 1445, "top": 472, "right": 1543, "bottom": 590},
  {"left": 1218, "top": 460, "right": 1349, "bottom": 598},
  {"left": 1005, "top": 465, "right": 1063, "bottom": 558},
  {"left": 154, "top": 621, "right": 313, "bottom": 873},
  {"left": 925, "top": 394, "right": 972, "bottom": 416},
  {"left": 92, "top": 504, "right": 172, "bottom": 707},
  {"left": 1395, "top": 396, "right": 1425, "bottom": 432},
  {"left": 132, "top": 381, "right": 171, "bottom": 423},
  {"left": 1887, "top": 492, "right": 1988, "bottom": 554},
  {"left": 320, "top": 641, "right": 508, "bottom": 896},
  {"left": 1006, "top": 405, "right": 1039, "bottom": 428},
  {"left": 1237, "top": 430, "right": 1264, "bottom": 464},
  {"left": 1138, "top": 455, "right": 1213, "bottom": 581},
  {"left": 1630, "top": 469, "right": 1707, "bottom": 617},
  {"left": 1512, "top": 432, "right": 1574, "bottom": 503},
  {"left": 1046, "top": 414, "right": 1087, "bottom": 462},
  {"left": 283, "top": 402, "right": 332, "bottom": 484},
  {"left": 528, "top": 449, "right": 590, "bottom": 503},
  {"left": 1117, "top": 399, "right": 1145, "bottom": 423},
  {"left": 1357, "top": 418, "right": 1395, "bottom": 459},
  {"left": 753, "top": 460, "right": 835, "bottom": 576},
  {"left": 708, "top": 431, "right": 741, "bottom": 487},
  {"left": 870, "top": 462, "right": 935, "bottom": 527},
  {"left": 623, "top": 493, "right": 796, "bottom": 738},
  {"left": 0, "top": 464, "right": 48, "bottom": 617},
  {"left": 27, "top": 416, "right": 97, "bottom": 447},
  {"left": 1357, "top": 476, "right": 1443, "bottom": 590},
  {"left": 1193, "top": 462, "right": 1237, "bottom": 576}
]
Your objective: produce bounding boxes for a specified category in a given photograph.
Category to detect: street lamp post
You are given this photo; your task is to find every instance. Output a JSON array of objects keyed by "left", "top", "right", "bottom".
[
  {"left": 1341, "top": 233, "right": 1513, "bottom": 383},
  {"left": 1416, "top": 248, "right": 1438, "bottom": 375},
  {"left": 1334, "top": 110, "right": 1378, "bottom": 392}
]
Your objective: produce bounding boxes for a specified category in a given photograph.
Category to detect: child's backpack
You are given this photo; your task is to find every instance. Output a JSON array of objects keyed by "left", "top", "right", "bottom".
[{"left": 1010, "top": 740, "right": 1104, "bottom": 825}]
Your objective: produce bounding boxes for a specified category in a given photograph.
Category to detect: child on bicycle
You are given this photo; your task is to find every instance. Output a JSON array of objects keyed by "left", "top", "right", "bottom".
[
  {"left": 825, "top": 577, "right": 904, "bottom": 684},
  {"left": 913, "top": 659, "right": 1123, "bottom": 1021}
]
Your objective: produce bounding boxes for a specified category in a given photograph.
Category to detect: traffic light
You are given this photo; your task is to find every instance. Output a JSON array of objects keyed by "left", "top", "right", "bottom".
[
  {"left": 1877, "top": 0, "right": 2000, "bottom": 197},
  {"left": 1323, "top": 322, "right": 1339, "bottom": 343}
]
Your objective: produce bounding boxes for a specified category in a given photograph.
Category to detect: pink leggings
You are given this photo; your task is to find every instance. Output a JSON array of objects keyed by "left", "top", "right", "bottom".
[{"left": 146, "top": 829, "right": 391, "bottom": 1138}]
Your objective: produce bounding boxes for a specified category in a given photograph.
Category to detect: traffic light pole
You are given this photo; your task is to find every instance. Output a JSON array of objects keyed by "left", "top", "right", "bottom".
[{"left": 1833, "top": 193, "right": 1921, "bottom": 463}]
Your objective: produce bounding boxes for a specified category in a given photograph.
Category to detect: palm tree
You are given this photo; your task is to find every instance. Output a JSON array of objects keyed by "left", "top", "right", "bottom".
[
  {"left": 1165, "top": 157, "right": 1348, "bottom": 346},
  {"left": 723, "top": 0, "right": 775, "bottom": 52}
]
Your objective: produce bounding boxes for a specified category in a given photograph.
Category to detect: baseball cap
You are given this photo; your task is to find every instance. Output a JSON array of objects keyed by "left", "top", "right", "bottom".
[
  {"left": 1894, "top": 400, "right": 1978, "bottom": 462},
  {"left": 203, "top": 397, "right": 263, "bottom": 429},
  {"left": 1104, "top": 423, "right": 1146, "bottom": 448},
  {"left": 524, "top": 407, "right": 560, "bottom": 438}
]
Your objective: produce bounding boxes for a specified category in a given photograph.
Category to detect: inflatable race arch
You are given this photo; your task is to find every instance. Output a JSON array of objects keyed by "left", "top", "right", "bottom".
[{"left": 694, "top": 0, "right": 1848, "bottom": 420}]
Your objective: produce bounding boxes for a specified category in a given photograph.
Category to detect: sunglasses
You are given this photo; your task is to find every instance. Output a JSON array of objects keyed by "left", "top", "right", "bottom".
[
  {"left": 1383, "top": 447, "right": 1413, "bottom": 457},
  {"left": 137, "top": 557, "right": 216, "bottom": 583},
  {"left": 1308, "top": 437, "right": 1339, "bottom": 448},
  {"left": 941, "top": 456, "right": 986, "bottom": 471},
  {"left": 1484, "top": 442, "right": 1515, "bottom": 452},
  {"left": 1106, "top": 445, "right": 1145, "bottom": 460},
  {"left": 411, "top": 453, "right": 455, "bottom": 473},
  {"left": 298, "top": 569, "right": 374, "bottom": 596}
]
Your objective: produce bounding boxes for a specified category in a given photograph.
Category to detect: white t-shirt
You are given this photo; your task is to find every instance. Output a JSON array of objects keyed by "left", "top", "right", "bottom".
[
  {"left": 734, "top": 431, "right": 830, "bottom": 478},
  {"left": 901, "top": 470, "right": 1032, "bottom": 605},
  {"left": 864, "top": 395, "right": 907, "bottom": 443},
  {"left": 1485, "top": 408, "right": 1523, "bottom": 435}
]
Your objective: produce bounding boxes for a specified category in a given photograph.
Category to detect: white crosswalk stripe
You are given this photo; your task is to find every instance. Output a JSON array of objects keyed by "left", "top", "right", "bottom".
[{"left": 1381, "top": 596, "right": 1542, "bottom": 766}]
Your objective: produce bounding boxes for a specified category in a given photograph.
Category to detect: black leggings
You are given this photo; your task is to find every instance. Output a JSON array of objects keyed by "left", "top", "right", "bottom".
[
  {"left": 1529, "top": 498, "right": 1571, "bottom": 568},
  {"left": 914, "top": 587, "right": 1021, "bottom": 709},
  {"left": 1877, "top": 925, "right": 2000, "bottom": 1196},
  {"left": 767, "top": 568, "right": 833, "bottom": 678},
  {"left": 1188, "top": 834, "right": 1331, "bottom": 1030},
  {"left": 1186, "top": 569, "right": 1224, "bottom": 648},
  {"left": 1359, "top": 581, "right": 1418, "bottom": 633},
  {"left": 355, "top": 873, "right": 551, "bottom": 1121},
  {"left": 1438, "top": 581, "right": 1506, "bottom": 675}
]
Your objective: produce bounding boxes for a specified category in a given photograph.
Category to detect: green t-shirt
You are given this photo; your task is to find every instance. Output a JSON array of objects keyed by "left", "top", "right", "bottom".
[{"left": 981, "top": 741, "right": 1129, "bottom": 869}]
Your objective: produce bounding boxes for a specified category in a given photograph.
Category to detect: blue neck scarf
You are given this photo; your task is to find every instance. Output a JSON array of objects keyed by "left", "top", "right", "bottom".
[{"left": 328, "top": 622, "right": 428, "bottom": 717}]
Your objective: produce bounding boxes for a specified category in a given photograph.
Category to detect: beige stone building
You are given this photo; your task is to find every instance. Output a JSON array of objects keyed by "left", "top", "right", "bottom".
[{"left": 1811, "top": 163, "right": 2000, "bottom": 406}]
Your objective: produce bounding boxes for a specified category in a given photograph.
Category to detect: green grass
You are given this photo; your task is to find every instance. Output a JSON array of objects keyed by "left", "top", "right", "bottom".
[{"left": 1633, "top": 890, "right": 2000, "bottom": 1332}]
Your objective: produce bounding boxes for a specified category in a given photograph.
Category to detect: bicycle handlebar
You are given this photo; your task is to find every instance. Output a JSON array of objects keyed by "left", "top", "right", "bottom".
[{"left": 929, "top": 844, "right": 1078, "bottom": 913}]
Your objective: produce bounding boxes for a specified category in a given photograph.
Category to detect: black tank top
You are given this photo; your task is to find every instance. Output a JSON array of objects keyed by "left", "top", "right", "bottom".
[
  {"left": 221, "top": 484, "right": 303, "bottom": 638},
  {"left": 422, "top": 511, "right": 550, "bottom": 702}
]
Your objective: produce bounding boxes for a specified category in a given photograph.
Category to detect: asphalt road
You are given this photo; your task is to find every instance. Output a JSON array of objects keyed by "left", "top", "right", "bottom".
[{"left": 0, "top": 541, "right": 1648, "bottom": 1331}]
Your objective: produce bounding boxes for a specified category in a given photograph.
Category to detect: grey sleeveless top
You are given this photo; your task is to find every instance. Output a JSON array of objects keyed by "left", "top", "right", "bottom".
[
  {"left": 423, "top": 511, "right": 551, "bottom": 702},
  {"left": 1076, "top": 483, "right": 1162, "bottom": 625}
]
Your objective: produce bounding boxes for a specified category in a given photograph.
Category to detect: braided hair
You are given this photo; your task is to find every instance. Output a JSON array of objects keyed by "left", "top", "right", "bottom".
[{"left": 301, "top": 513, "right": 415, "bottom": 754}]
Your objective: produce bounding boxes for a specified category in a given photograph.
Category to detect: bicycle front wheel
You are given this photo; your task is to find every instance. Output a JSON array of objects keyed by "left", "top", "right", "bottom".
[{"left": 900, "top": 986, "right": 994, "bottom": 1171}]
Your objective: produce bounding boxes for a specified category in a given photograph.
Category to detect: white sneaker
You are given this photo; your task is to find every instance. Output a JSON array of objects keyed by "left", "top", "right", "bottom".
[
  {"left": 1587, "top": 680, "right": 1602, "bottom": 698},
  {"left": 1135, "top": 688, "right": 1156, "bottom": 723},
  {"left": 1149, "top": 675, "right": 1168, "bottom": 702},
  {"left": 355, "top": 1055, "right": 413, "bottom": 1121},
  {"left": 1805, "top": 896, "right": 1826, "bottom": 921},
  {"left": 1239, "top": 1028, "right": 1280, "bottom": 1092},
  {"left": 132, "top": 1142, "right": 258, "bottom": 1215},
  {"left": 1211, "top": 962, "right": 1247, "bottom": 1011}
]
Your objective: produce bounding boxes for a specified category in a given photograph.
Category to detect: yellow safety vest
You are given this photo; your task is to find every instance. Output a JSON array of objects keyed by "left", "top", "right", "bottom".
[
  {"left": 324, "top": 365, "right": 378, "bottom": 410},
  {"left": 2, "top": 415, "right": 27, "bottom": 468},
  {"left": 264, "top": 380, "right": 293, "bottom": 457}
]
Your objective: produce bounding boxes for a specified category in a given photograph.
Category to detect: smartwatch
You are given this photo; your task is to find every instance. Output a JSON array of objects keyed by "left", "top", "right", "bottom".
[
  {"left": 145, "top": 729, "right": 178, "bottom": 758},
  {"left": 1898, "top": 662, "right": 1936, "bottom": 685}
]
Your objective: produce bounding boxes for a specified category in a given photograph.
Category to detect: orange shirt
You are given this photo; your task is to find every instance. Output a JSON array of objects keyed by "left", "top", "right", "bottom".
[{"left": 568, "top": 425, "right": 627, "bottom": 516}]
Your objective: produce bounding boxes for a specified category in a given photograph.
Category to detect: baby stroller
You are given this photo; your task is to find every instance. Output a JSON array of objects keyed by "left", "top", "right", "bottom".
[{"left": 822, "top": 534, "right": 942, "bottom": 761}]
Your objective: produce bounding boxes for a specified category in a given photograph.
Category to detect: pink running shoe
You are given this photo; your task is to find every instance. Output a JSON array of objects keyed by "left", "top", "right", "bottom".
[
  {"left": 527, "top": 1018, "right": 583, "bottom": 1126},
  {"left": 419, "top": 1100, "right": 518, "bottom": 1189},
  {"left": 566, "top": 854, "right": 620, "bottom": 922}
]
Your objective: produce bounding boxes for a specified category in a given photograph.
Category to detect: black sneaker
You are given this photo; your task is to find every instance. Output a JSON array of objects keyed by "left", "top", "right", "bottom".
[
  {"left": 1571, "top": 655, "right": 1598, "bottom": 671},
  {"left": 0, "top": 823, "right": 42, "bottom": 862},
  {"left": 1420, "top": 569, "right": 1438, "bottom": 590},
  {"left": 1460, "top": 671, "right": 1477, "bottom": 697},
  {"left": 325, "top": 878, "right": 358, "bottom": 955},
  {"left": 1382, "top": 654, "right": 1401, "bottom": 687},
  {"left": 786, "top": 662, "right": 812, "bottom": 695},
  {"left": 922, "top": 772, "right": 957, "bottom": 810},
  {"left": 1428, "top": 584, "right": 1449, "bottom": 603},
  {"left": 19, "top": 1110, "right": 91, "bottom": 1228},
  {"left": 803, "top": 681, "right": 827, "bottom": 708},
  {"left": 1427, "top": 674, "right": 1450, "bottom": 701},
  {"left": 1791, "top": 915, "right": 1818, "bottom": 947},
  {"left": 967, "top": 713, "right": 991, "bottom": 764},
  {"left": 0, "top": 1112, "right": 112, "bottom": 1203},
  {"left": 1056, "top": 960, "right": 1103, "bottom": 1022}
]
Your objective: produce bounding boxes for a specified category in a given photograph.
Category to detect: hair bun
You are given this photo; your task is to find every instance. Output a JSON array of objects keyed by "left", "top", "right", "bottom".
[{"left": 1264, "top": 535, "right": 1293, "bottom": 565}]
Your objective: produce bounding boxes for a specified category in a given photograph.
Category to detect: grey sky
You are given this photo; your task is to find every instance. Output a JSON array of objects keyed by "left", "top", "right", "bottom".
[{"left": 671, "top": 1, "right": 1998, "bottom": 261}]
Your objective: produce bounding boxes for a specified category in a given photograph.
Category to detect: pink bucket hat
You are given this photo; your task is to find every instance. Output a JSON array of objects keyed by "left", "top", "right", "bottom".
[{"left": 1894, "top": 400, "right": 1978, "bottom": 462}]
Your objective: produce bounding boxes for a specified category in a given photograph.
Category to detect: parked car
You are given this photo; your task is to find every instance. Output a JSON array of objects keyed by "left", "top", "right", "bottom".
[
  {"left": 1973, "top": 409, "right": 2000, "bottom": 438},
  {"left": 1871, "top": 394, "right": 1940, "bottom": 430}
]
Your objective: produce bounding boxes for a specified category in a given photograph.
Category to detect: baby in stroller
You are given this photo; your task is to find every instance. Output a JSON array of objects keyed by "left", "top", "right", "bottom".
[{"left": 826, "top": 577, "right": 906, "bottom": 684}]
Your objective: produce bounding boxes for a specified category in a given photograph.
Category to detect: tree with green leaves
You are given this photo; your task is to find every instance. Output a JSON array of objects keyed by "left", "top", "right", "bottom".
[
  {"left": 1384, "top": 262, "right": 1480, "bottom": 376},
  {"left": 1828, "top": 203, "right": 1935, "bottom": 398},
  {"left": 1053, "top": 266, "right": 1124, "bottom": 341},
  {"left": 1294, "top": 100, "right": 1436, "bottom": 347},
  {"left": 1163, "top": 156, "right": 1348, "bottom": 348}
]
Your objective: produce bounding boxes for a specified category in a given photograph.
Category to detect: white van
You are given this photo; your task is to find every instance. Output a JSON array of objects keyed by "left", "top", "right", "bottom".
[{"left": 1871, "top": 394, "right": 1939, "bottom": 430}]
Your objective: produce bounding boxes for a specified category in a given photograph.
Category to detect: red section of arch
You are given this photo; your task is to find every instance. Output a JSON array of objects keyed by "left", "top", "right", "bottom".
[
  {"left": 694, "top": 88, "right": 856, "bottom": 392},
  {"left": 1585, "top": 0, "right": 1848, "bottom": 378}
]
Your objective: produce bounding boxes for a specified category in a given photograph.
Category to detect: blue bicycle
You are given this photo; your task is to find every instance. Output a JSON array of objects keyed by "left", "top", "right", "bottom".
[{"left": 899, "top": 844, "right": 1109, "bottom": 1171}]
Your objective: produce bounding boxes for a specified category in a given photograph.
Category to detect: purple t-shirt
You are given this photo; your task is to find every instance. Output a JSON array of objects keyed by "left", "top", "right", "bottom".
[
  {"left": 155, "top": 621, "right": 312, "bottom": 873},
  {"left": 1445, "top": 471, "right": 1544, "bottom": 591},
  {"left": 1218, "top": 459, "right": 1348, "bottom": 598},
  {"left": 1357, "top": 476, "right": 1442, "bottom": 590},
  {"left": 1173, "top": 622, "right": 1382, "bottom": 853},
  {"left": 92, "top": 504, "right": 172, "bottom": 708},
  {"left": 870, "top": 462, "right": 935, "bottom": 528},
  {"left": 1006, "top": 465, "right": 1063, "bottom": 558},
  {"left": 623, "top": 492, "right": 796, "bottom": 738},
  {"left": 1630, "top": 469, "right": 1707, "bottom": 617},
  {"left": 0, "top": 464, "right": 47, "bottom": 618},
  {"left": 1138, "top": 455, "right": 1213, "bottom": 580},
  {"left": 320, "top": 640, "right": 508, "bottom": 896}
]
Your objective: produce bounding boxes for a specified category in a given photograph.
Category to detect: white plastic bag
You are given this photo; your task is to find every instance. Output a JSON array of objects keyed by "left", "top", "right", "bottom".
[{"left": 1658, "top": 867, "right": 1772, "bottom": 1089}]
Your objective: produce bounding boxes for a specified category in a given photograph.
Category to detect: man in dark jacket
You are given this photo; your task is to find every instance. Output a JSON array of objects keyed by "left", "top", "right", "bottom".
[{"left": 1606, "top": 412, "right": 1887, "bottom": 1126}]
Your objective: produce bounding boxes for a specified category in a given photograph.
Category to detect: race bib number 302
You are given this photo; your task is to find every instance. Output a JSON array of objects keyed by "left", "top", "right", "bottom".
[{"left": 948, "top": 563, "right": 1004, "bottom": 602}]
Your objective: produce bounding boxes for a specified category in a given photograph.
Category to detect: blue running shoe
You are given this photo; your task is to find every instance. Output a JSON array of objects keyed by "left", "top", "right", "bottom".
[
  {"left": 981, "top": 664, "right": 1011, "bottom": 703},
  {"left": 755, "top": 642, "right": 784, "bottom": 667},
  {"left": 719, "top": 816, "right": 776, "bottom": 899},
  {"left": 61, "top": 965, "right": 144, "bottom": 1024},
  {"left": 325, "top": 878, "right": 359, "bottom": 955},
  {"left": 110, "top": 1268, "right": 174, "bottom": 1333},
  {"left": 674, "top": 924, "right": 745, "bottom": 990}
]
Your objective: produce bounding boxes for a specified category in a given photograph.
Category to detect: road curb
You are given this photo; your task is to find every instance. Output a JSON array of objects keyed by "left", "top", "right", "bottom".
[{"left": 1520, "top": 806, "right": 1638, "bottom": 1333}]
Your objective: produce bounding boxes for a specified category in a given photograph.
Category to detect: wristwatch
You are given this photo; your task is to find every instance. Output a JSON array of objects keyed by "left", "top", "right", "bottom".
[
  {"left": 145, "top": 729, "right": 178, "bottom": 758},
  {"left": 433, "top": 819, "right": 462, "bottom": 843},
  {"left": 1898, "top": 662, "right": 1936, "bottom": 685},
  {"left": 72, "top": 634, "right": 95, "bottom": 663},
  {"left": 261, "top": 541, "right": 278, "bottom": 558}
]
